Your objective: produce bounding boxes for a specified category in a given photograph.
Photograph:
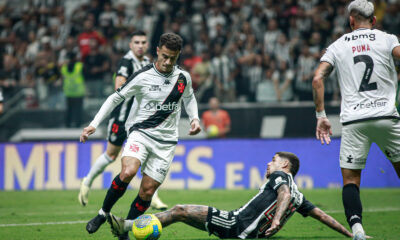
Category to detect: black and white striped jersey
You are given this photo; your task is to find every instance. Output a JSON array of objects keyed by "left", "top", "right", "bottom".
[
  {"left": 89, "top": 63, "right": 199, "bottom": 143},
  {"left": 234, "top": 171, "right": 315, "bottom": 239},
  {"left": 112, "top": 51, "right": 150, "bottom": 123}
]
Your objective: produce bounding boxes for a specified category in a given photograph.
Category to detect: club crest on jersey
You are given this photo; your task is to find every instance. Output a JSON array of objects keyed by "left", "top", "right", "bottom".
[
  {"left": 129, "top": 144, "right": 139, "bottom": 152},
  {"left": 177, "top": 77, "right": 185, "bottom": 93}
]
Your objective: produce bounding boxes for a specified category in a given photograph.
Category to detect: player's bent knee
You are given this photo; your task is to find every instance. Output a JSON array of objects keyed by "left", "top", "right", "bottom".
[{"left": 119, "top": 169, "right": 136, "bottom": 182}]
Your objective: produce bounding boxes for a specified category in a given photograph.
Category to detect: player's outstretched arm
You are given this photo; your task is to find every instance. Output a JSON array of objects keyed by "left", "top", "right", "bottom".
[
  {"left": 312, "top": 62, "right": 333, "bottom": 145},
  {"left": 265, "top": 185, "right": 291, "bottom": 237},
  {"left": 308, "top": 207, "right": 352, "bottom": 238}
]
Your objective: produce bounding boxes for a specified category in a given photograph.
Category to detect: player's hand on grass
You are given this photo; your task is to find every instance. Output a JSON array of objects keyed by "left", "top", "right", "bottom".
[
  {"left": 189, "top": 119, "right": 201, "bottom": 135},
  {"left": 80, "top": 126, "right": 96, "bottom": 143},
  {"left": 316, "top": 117, "right": 332, "bottom": 145},
  {"left": 265, "top": 219, "right": 281, "bottom": 237}
]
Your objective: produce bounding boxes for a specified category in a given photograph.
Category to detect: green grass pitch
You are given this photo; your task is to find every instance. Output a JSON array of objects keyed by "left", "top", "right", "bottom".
[{"left": 0, "top": 189, "right": 399, "bottom": 239}]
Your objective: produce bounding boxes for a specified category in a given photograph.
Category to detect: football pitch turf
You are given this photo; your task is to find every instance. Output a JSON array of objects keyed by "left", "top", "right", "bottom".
[{"left": 0, "top": 189, "right": 399, "bottom": 239}]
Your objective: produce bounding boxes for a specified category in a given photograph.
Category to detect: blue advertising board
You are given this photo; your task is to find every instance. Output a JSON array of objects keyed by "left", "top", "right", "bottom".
[{"left": 0, "top": 139, "right": 398, "bottom": 190}]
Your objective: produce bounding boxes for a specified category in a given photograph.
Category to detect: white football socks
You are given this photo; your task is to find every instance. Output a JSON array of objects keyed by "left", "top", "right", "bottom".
[
  {"left": 84, "top": 153, "right": 114, "bottom": 187},
  {"left": 125, "top": 220, "right": 134, "bottom": 232},
  {"left": 352, "top": 223, "right": 365, "bottom": 235}
]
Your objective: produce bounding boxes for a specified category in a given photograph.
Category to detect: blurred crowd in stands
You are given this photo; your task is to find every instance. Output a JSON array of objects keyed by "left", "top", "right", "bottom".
[{"left": 0, "top": 0, "right": 399, "bottom": 114}]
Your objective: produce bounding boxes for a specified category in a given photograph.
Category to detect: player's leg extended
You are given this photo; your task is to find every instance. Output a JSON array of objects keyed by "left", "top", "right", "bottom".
[
  {"left": 108, "top": 204, "right": 209, "bottom": 236},
  {"left": 342, "top": 168, "right": 364, "bottom": 239},
  {"left": 79, "top": 142, "right": 121, "bottom": 206},
  {"left": 86, "top": 156, "right": 141, "bottom": 234},
  {"left": 340, "top": 122, "right": 371, "bottom": 240},
  {"left": 126, "top": 173, "right": 161, "bottom": 220},
  {"left": 155, "top": 204, "right": 209, "bottom": 230}
]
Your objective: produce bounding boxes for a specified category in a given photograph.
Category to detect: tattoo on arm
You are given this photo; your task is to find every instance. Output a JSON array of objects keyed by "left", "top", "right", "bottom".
[
  {"left": 273, "top": 185, "right": 291, "bottom": 223},
  {"left": 319, "top": 63, "right": 333, "bottom": 80},
  {"left": 309, "top": 208, "right": 352, "bottom": 237}
]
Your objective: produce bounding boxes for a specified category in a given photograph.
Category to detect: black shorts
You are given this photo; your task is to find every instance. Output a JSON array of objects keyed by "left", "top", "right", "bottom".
[
  {"left": 206, "top": 207, "right": 240, "bottom": 239},
  {"left": 107, "top": 118, "right": 127, "bottom": 146}
]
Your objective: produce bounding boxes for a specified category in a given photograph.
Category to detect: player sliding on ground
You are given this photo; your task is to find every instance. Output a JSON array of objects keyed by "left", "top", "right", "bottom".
[{"left": 108, "top": 152, "right": 355, "bottom": 239}]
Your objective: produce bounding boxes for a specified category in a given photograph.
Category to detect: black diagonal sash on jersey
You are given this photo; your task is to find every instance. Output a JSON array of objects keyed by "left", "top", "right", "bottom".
[{"left": 129, "top": 73, "right": 187, "bottom": 133}]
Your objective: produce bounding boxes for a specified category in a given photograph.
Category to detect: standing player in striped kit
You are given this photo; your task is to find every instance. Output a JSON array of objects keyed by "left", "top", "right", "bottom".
[
  {"left": 78, "top": 31, "right": 168, "bottom": 210},
  {"left": 312, "top": 0, "right": 400, "bottom": 239},
  {"left": 108, "top": 152, "right": 353, "bottom": 239},
  {"left": 80, "top": 33, "right": 201, "bottom": 239}
]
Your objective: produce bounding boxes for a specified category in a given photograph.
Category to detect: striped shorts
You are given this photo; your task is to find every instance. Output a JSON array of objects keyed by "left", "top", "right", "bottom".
[{"left": 205, "top": 207, "right": 239, "bottom": 239}]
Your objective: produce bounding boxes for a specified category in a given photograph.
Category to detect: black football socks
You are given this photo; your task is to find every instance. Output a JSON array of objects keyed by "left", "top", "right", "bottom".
[
  {"left": 126, "top": 195, "right": 151, "bottom": 220},
  {"left": 102, "top": 174, "right": 129, "bottom": 213},
  {"left": 342, "top": 183, "right": 363, "bottom": 228}
]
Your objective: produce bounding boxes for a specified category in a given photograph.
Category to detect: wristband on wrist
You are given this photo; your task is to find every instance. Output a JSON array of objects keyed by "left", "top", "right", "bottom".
[{"left": 316, "top": 110, "right": 327, "bottom": 118}]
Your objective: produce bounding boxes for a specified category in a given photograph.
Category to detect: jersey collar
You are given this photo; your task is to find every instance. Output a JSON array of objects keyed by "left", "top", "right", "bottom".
[{"left": 153, "top": 63, "right": 175, "bottom": 78}]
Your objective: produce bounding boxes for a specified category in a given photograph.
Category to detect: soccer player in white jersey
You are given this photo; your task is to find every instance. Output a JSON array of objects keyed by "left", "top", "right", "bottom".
[
  {"left": 312, "top": 1, "right": 400, "bottom": 239},
  {"left": 78, "top": 31, "right": 168, "bottom": 211},
  {"left": 80, "top": 33, "right": 201, "bottom": 239},
  {"left": 108, "top": 152, "right": 353, "bottom": 239}
]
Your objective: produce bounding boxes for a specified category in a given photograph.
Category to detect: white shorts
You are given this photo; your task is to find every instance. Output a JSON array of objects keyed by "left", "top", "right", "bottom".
[
  {"left": 340, "top": 119, "right": 400, "bottom": 169},
  {"left": 121, "top": 131, "right": 177, "bottom": 183}
]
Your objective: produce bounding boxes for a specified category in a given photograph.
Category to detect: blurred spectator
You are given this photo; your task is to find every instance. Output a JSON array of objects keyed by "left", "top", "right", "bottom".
[
  {"left": 181, "top": 44, "right": 202, "bottom": 72},
  {"left": 58, "top": 36, "right": 80, "bottom": 67},
  {"left": 248, "top": 55, "right": 263, "bottom": 102},
  {"left": 275, "top": 60, "right": 295, "bottom": 101},
  {"left": 99, "top": 2, "right": 118, "bottom": 38},
  {"left": 295, "top": 46, "right": 316, "bottom": 101},
  {"left": 0, "top": 54, "right": 19, "bottom": 100},
  {"left": 12, "top": 11, "right": 36, "bottom": 41},
  {"left": 78, "top": 19, "right": 106, "bottom": 60},
  {"left": 191, "top": 50, "right": 213, "bottom": 103},
  {"left": 61, "top": 52, "right": 85, "bottom": 128},
  {"left": 35, "top": 38, "right": 62, "bottom": 109},
  {"left": 83, "top": 39, "right": 109, "bottom": 98},
  {"left": 210, "top": 44, "right": 236, "bottom": 102},
  {"left": 202, "top": 97, "right": 231, "bottom": 138},
  {"left": 256, "top": 63, "right": 279, "bottom": 103}
]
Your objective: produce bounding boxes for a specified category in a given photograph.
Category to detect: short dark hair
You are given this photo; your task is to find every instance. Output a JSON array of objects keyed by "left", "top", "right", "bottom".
[
  {"left": 158, "top": 33, "right": 183, "bottom": 51},
  {"left": 131, "top": 30, "right": 147, "bottom": 37},
  {"left": 276, "top": 151, "right": 300, "bottom": 177}
]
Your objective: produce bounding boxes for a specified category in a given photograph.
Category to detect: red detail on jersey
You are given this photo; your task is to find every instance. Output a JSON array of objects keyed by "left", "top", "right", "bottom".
[
  {"left": 112, "top": 123, "right": 119, "bottom": 133},
  {"left": 129, "top": 144, "right": 139, "bottom": 152},
  {"left": 177, "top": 83, "right": 185, "bottom": 93},
  {"left": 112, "top": 180, "right": 125, "bottom": 191},
  {"left": 135, "top": 202, "right": 148, "bottom": 212},
  {"left": 352, "top": 44, "right": 371, "bottom": 53}
]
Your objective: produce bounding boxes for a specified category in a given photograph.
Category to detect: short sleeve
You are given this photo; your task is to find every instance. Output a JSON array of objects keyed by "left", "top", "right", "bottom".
[
  {"left": 267, "top": 171, "right": 289, "bottom": 192},
  {"left": 386, "top": 33, "right": 400, "bottom": 53},
  {"left": 296, "top": 197, "right": 316, "bottom": 217},
  {"left": 116, "top": 58, "right": 134, "bottom": 78},
  {"left": 320, "top": 45, "right": 336, "bottom": 67},
  {"left": 182, "top": 72, "right": 194, "bottom": 97},
  {"left": 116, "top": 73, "right": 143, "bottom": 99}
]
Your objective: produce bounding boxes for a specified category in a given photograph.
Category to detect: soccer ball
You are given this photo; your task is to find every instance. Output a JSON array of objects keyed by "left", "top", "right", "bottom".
[
  {"left": 207, "top": 125, "right": 219, "bottom": 138},
  {"left": 132, "top": 214, "right": 162, "bottom": 240}
]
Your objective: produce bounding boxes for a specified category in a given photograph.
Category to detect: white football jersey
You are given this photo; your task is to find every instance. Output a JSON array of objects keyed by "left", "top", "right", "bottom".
[
  {"left": 90, "top": 64, "right": 199, "bottom": 143},
  {"left": 321, "top": 28, "right": 400, "bottom": 124}
]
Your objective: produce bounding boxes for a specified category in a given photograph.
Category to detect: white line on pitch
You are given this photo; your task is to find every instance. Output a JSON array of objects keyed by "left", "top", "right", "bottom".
[
  {"left": 0, "top": 220, "right": 86, "bottom": 227},
  {"left": 325, "top": 207, "right": 400, "bottom": 214},
  {"left": 1, "top": 207, "right": 399, "bottom": 228}
]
